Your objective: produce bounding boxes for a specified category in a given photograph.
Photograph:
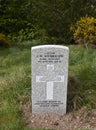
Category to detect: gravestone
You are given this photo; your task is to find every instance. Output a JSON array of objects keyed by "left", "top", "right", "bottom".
[{"left": 31, "top": 45, "right": 69, "bottom": 114}]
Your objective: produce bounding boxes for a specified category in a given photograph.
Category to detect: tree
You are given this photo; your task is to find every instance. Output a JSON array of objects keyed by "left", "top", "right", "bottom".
[{"left": 0, "top": 0, "right": 96, "bottom": 43}]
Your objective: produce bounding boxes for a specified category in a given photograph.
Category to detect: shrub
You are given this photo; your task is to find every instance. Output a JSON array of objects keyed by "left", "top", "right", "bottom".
[
  {"left": 0, "top": 33, "right": 10, "bottom": 47},
  {"left": 71, "top": 16, "right": 96, "bottom": 47},
  {"left": 8, "top": 29, "right": 35, "bottom": 42},
  {"left": 8, "top": 28, "right": 49, "bottom": 43}
]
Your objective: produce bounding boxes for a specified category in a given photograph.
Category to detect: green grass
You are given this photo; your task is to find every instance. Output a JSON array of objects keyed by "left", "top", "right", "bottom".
[
  {"left": 0, "top": 47, "right": 31, "bottom": 130},
  {"left": 0, "top": 44, "right": 96, "bottom": 130},
  {"left": 68, "top": 45, "right": 96, "bottom": 110}
]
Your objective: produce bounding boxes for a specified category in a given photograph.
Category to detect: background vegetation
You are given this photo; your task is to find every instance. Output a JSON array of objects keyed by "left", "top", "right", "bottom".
[
  {"left": 0, "top": 0, "right": 96, "bottom": 130},
  {"left": 0, "top": 0, "right": 96, "bottom": 44}
]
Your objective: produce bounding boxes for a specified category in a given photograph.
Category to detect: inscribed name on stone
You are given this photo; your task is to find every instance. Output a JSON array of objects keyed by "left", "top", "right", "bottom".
[{"left": 31, "top": 45, "right": 69, "bottom": 114}]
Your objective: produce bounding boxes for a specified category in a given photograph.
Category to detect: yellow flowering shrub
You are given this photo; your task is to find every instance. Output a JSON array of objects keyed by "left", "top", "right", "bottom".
[
  {"left": 0, "top": 33, "right": 10, "bottom": 47},
  {"left": 71, "top": 17, "right": 96, "bottom": 46}
]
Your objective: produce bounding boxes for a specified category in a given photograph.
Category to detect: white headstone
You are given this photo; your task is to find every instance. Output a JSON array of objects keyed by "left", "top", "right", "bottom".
[{"left": 31, "top": 45, "right": 69, "bottom": 114}]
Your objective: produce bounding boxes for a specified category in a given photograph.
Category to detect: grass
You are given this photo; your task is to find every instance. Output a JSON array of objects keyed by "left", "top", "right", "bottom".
[
  {"left": 0, "top": 47, "right": 31, "bottom": 130},
  {"left": 68, "top": 45, "right": 96, "bottom": 110},
  {"left": 0, "top": 43, "right": 96, "bottom": 130}
]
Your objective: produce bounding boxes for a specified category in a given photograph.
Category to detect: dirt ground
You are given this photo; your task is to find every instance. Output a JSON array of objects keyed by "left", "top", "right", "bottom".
[{"left": 22, "top": 102, "right": 96, "bottom": 130}]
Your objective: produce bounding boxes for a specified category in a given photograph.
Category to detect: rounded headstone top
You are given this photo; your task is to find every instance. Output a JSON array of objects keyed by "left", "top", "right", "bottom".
[{"left": 32, "top": 45, "right": 69, "bottom": 50}]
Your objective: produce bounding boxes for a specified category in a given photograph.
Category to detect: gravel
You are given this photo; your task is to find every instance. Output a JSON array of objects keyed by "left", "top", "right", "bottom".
[{"left": 22, "top": 102, "right": 96, "bottom": 130}]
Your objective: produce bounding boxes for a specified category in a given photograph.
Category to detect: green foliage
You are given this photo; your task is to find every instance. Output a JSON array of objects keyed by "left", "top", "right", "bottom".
[
  {"left": 0, "top": 0, "right": 96, "bottom": 44},
  {"left": 0, "top": 45, "right": 96, "bottom": 130},
  {"left": 8, "top": 29, "right": 36, "bottom": 42},
  {"left": 68, "top": 46, "right": 96, "bottom": 111},
  {"left": 8, "top": 28, "right": 49, "bottom": 44},
  {"left": 0, "top": 33, "right": 10, "bottom": 47},
  {"left": 71, "top": 16, "right": 96, "bottom": 46},
  {"left": 0, "top": 0, "right": 29, "bottom": 33},
  {"left": 0, "top": 47, "right": 31, "bottom": 130}
]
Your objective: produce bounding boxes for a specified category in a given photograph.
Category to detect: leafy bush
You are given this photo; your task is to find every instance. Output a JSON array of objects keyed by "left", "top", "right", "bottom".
[
  {"left": 8, "top": 28, "right": 49, "bottom": 44},
  {"left": 0, "top": 33, "right": 10, "bottom": 47},
  {"left": 8, "top": 29, "right": 35, "bottom": 42},
  {"left": 71, "top": 17, "right": 96, "bottom": 47}
]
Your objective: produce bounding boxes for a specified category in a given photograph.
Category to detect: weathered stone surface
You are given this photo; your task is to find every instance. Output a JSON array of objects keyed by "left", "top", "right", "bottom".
[{"left": 31, "top": 45, "right": 69, "bottom": 114}]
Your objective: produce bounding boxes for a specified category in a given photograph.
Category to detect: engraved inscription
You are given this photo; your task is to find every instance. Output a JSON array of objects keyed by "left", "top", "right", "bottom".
[
  {"left": 36, "top": 64, "right": 64, "bottom": 100},
  {"left": 36, "top": 52, "right": 64, "bottom": 63},
  {"left": 34, "top": 100, "right": 64, "bottom": 107}
]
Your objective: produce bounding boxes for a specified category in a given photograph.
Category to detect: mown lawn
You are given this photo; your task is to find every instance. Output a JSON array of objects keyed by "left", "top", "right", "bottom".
[{"left": 0, "top": 43, "right": 96, "bottom": 130}]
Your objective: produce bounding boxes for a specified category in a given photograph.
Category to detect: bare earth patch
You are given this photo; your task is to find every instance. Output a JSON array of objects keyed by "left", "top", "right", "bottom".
[{"left": 22, "top": 101, "right": 96, "bottom": 130}]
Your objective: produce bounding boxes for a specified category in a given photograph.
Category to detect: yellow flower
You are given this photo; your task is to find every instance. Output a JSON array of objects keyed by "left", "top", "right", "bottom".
[{"left": 71, "top": 16, "right": 96, "bottom": 45}]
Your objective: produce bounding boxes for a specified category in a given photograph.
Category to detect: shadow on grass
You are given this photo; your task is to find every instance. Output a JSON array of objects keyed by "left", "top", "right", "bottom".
[{"left": 67, "top": 65, "right": 96, "bottom": 112}]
